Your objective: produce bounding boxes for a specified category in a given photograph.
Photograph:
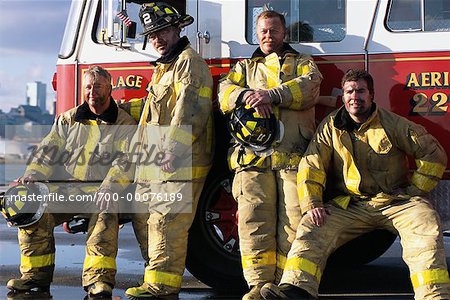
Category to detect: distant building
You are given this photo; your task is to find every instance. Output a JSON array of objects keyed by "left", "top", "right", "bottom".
[{"left": 26, "top": 81, "right": 47, "bottom": 112}]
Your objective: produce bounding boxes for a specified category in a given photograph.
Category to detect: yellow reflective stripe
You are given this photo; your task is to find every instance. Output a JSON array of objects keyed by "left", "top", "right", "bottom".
[
  {"left": 284, "top": 257, "right": 322, "bottom": 282},
  {"left": 26, "top": 163, "right": 52, "bottom": 177},
  {"left": 129, "top": 100, "right": 142, "bottom": 122},
  {"left": 83, "top": 255, "right": 116, "bottom": 270},
  {"left": 107, "top": 168, "right": 132, "bottom": 188},
  {"left": 337, "top": 143, "right": 361, "bottom": 194},
  {"left": 137, "top": 166, "right": 210, "bottom": 181},
  {"left": 114, "top": 139, "right": 127, "bottom": 152},
  {"left": 298, "top": 64, "right": 311, "bottom": 76},
  {"left": 333, "top": 195, "right": 352, "bottom": 209},
  {"left": 229, "top": 150, "right": 266, "bottom": 169},
  {"left": 241, "top": 251, "right": 276, "bottom": 269},
  {"left": 265, "top": 53, "right": 281, "bottom": 89},
  {"left": 415, "top": 160, "right": 445, "bottom": 178},
  {"left": 297, "top": 183, "right": 322, "bottom": 200},
  {"left": 21, "top": 253, "right": 55, "bottom": 270},
  {"left": 168, "top": 127, "right": 194, "bottom": 145},
  {"left": 80, "top": 185, "right": 100, "bottom": 193},
  {"left": 73, "top": 122, "right": 100, "bottom": 180},
  {"left": 297, "top": 168, "right": 326, "bottom": 186},
  {"left": 285, "top": 79, "right": 303, "bottom": 110},
  {"left": 220, "top": 85, "right": 239, "bottom": 112},
  {"left": 15, "top": 199, "right": 25, "bottom": 209},
  {"left": 410, "top": 269, "right": 450, "bottom": 289},
  {"left": 227, "top": 71, "right": 244, "bottom": 85},
  {"left": 411, "top": 172, "right": 439, "bottom": 193},
  {"left": 144, "top": 270, "right": 182, "bottom": 288},
  {"left": 139, "top": 97, "right": 152, "bottom": 126},
  {"left": 277, "top": 253, "right": 287, "bottom": 270},
  {"left": 271, "top": 152, "right": 302, "bottom": 169},
  {"left": 8, "top": 207, "right": 17, "bottom": 216},
  {"left": 199, "top": 86, "right": 212, "bottom": 99}
]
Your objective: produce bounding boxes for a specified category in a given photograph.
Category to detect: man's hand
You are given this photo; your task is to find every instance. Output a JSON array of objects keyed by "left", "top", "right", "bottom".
[
  {"left": 94, "top": 189, "right": 117, "bottom": 212},
  {"left": 307, "top": 207, "right": 330, "bottom": 227},
  {"left": 244, "top": 90, "right": 273, "bottom": 118},
  {"left": 16, "top": 175, "right": 37, "bottom": 185},
  {"left": 160, "top": 153, "right": 177, "bottom": 173}
]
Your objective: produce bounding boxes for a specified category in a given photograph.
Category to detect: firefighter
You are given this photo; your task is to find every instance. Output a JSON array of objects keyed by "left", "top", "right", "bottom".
[
  {"left": 123, "top": 2, "right": 213, "bottom": 299},
  {"left": 6, "top": 66, "right": 148, "bottom": 299},
  {"left": 260, "top": 69, "right": 450, "bottom": 300},
  {"left": 218, "top": 10, "right": 322, "bottom": 300}
]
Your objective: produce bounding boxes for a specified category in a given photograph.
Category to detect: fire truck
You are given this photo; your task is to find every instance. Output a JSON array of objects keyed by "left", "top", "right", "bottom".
[{"left": 54, "top": 0, "right": 450, "bottom": 290}]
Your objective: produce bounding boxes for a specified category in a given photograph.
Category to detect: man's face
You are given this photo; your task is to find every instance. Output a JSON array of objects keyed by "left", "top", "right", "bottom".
[
  {"left": 149, "top": 26, "right": 180, "bottom": 56},
  {"left": 256, "top": 16, "right": 286, "bottom": 55},
  {"left": 83, "top": 74, "right": 111, "bottom": 113},
  {"left": 342, "top": 79, "right": 374, "bottom": 122}
]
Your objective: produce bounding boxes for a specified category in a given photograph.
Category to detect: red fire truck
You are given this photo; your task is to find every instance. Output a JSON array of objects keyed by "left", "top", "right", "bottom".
[{"left": 54, "top": 0, "right": 450, "bottom": 290}]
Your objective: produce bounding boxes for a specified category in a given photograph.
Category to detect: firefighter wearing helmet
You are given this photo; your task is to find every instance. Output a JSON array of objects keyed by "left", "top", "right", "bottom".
[
  {"left": 5, "top": 66, "right": 148, "bottom": 299},
  {"left": 123, "top": 2, "right": 213, "bottom": 299},
  {"left": 218, "top": 10, "right": 323, "bottom": 300}
]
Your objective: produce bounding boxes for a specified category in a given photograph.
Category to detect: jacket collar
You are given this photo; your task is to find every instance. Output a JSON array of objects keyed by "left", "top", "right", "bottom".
[
  {"left": 251, "top": 43, "right": 299, "bottom": 60},
  {"left": 334, "top": 103, "right": 377, "bottom": 132},
  {"left": 75, "top": 98, "right": 118, "bottom": 123},
  {"left": 153, "top": 36, "right": 190, "bottom": 65}
]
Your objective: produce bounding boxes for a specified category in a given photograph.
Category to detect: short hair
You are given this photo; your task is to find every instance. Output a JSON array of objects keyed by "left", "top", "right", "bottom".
[
  {"left": 84, "top": 66, "right": 112, "bottom": 86},
  {"left": 341, "top": 69, "right": 374, "bottom": 94},
  {"left": 257, "top": 10, "right": 286, "bottom": 29}
]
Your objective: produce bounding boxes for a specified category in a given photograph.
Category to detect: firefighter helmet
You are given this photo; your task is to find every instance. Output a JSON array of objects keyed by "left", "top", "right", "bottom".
[
  {"left": 228, "top": 104, "right": 280, "bottom": 152},
  {"left": 0, "top": 183, "right": 49, "bottom": 228},
  {"left": 139, "top": 2, "right": 194, "bottom": 36}
]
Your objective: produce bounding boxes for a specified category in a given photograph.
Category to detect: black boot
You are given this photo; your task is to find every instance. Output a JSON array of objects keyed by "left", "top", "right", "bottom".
[{"left": 260, "top": 283, "right": 316, "bottom": 299}]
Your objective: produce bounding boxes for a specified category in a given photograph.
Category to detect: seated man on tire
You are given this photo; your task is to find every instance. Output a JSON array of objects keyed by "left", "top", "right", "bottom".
[{"left": 261, "top": 69, "right": 450, "bottom": 300}]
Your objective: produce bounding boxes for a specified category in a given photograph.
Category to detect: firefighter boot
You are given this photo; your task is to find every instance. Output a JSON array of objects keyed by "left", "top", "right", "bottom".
[
  {"left": 85, "top": 281, "right": 112, "bottom": 298},
  {"left": 260, "top": 283, "right": 316, "bottom": 299},
  {"left": 125, "top": 284, "right": 178, "bottom": 300},
  {"left": 242, "top": 282, "right": 267, "bottom": 300},
  {"left": 6, "top": 278, "right": 50, "bottom": 293}
]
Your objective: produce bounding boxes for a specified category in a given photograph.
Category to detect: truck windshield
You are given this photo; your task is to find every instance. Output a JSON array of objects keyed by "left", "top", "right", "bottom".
[
  {"left": 59, "top": 0, "right": 86, "bottom": 58},
  {"left": 246, "top": 0, "right": 346, "bottom": 44}
]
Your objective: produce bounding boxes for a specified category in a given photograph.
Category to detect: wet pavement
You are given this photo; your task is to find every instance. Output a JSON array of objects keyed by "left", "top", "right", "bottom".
[{"left": 1, "top": 217, "right": 450, "bottom": 299}]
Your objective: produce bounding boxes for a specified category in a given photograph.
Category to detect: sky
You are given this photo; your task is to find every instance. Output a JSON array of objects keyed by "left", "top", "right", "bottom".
[{"left": 0, "top": 0, "right": 72, "bottom": 112}]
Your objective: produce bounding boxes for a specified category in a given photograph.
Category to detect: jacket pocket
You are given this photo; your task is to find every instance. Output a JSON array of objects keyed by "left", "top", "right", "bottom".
[{"left": 148, "top": 84, "right": 172, "bottom": 124}]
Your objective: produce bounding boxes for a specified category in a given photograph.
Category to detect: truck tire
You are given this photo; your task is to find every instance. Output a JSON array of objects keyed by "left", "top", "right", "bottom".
[
  {"left": 186, "top": 171, "right": 247, "bottom": 292},
  {"left": 328, "top": 229, "right": 397, "bottom": 266}
]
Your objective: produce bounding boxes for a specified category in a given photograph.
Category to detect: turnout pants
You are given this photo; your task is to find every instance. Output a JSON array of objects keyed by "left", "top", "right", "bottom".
[
  {"left": 137, "top": 180, "right": 205, "bottom": 295},
  {"left": 18, "top": 211, "right": 119, "bottom": 288},
  {"left": 233, "top": 169, "right": 302, "bottom": 286},
  {"left": 281, "top": 197, "right": 450, "bottom": 299}
]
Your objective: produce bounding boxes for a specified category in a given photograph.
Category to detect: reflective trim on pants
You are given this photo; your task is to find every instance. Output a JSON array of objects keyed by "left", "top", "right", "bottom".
[
  {"left": 21, "top": 253, "right": 55, "bottom": 271},
  {"left": 284, "top": 257, "right": 322, "bottom": 282},
  {"left": 144, "top": 270, "right": 183, "bottom": 288},
  {"left": 83, "top": 255, "right": 117, "bottom": 270},
  {"left": 241, "top": 251, "right": 277, "bottom": 269},
  {"left": 411, "top": 269, "right": 450, "bottom": 289}
]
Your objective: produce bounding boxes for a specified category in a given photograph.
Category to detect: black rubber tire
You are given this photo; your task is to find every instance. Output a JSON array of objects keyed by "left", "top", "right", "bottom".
[
  {"left": 186, "top": 170, "right": 247, "bottom": 292},
  {"left": 327, "top": 229, "right": 397, "bottom": 267}
]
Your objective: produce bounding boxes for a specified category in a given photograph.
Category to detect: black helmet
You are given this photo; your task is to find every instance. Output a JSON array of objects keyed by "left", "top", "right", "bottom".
[
  {"left": 139, "top": 2, "right": 194, "bottom": 36},
  {"left": 0, "top": 183, "right": 48, "bottom": 228},
  {"left": 228, "top": 104, "right": 280, "bottom": 152}
]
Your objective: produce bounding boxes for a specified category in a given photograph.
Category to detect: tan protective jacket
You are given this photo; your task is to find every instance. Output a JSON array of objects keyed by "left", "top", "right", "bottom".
[
  {"left": 218, "top": 45, "right": 322, "bottom": 171},
  {"left": 25, "top": 100, "right": 136, "bottom": 193},
  {"left": 131, "top": 38, "right": 213, "bottom": 182},
  {"left": 297, "top": 105, "right": 447, "bottom": 214}
]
